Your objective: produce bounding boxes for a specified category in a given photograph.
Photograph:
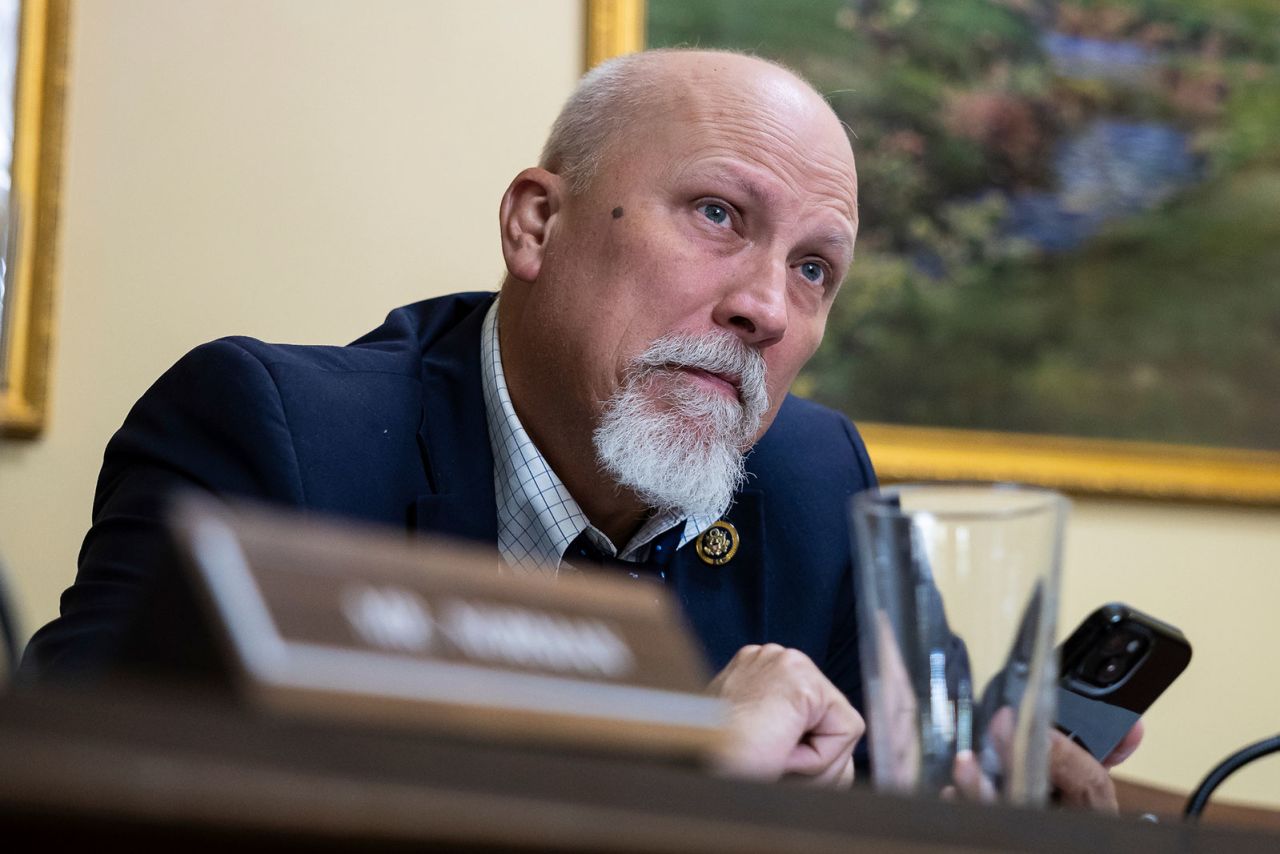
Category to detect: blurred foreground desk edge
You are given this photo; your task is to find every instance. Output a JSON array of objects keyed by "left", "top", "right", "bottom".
[{"left": 2, "top": 686, "right": 1278, "bottom": 853}]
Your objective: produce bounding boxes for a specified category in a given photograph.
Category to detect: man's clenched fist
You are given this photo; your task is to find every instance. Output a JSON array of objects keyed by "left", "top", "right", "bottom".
[{"left": 708, "top": 644, "right": 865, "bottom": 788}]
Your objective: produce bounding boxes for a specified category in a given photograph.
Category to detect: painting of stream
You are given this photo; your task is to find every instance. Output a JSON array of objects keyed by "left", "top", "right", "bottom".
[{"left": 649, "top": 0, "right": 1280, "bottom": 453}]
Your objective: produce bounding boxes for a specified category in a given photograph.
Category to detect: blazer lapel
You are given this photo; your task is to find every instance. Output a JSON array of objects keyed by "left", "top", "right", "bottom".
[
  {"left": 412, "top": 297, "right": 499, "bottom": 545},
  {"left": 672, "top": 489, "right": 767, "bottom": 671}
]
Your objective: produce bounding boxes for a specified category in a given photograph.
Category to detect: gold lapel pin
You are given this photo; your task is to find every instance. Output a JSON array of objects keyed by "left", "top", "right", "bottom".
[{"left": 695, "top": 520, "right": 740, "bottom": 566}]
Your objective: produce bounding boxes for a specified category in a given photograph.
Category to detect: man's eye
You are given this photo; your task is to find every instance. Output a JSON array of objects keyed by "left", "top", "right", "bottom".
[
  {"left": 698, "top": 202, "right": 730, "bottom": 226},
  {"left": 800, "top": 261, "right": 826, "bottom": 285}
]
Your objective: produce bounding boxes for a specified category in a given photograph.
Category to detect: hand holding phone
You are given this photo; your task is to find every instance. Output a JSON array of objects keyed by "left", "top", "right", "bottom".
[{"left": 1055, "top": 603, "right": 1192, "bottom": 762}]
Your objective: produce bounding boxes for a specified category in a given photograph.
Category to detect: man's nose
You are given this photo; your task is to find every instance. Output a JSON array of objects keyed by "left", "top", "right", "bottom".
[{"left": 712, "top": 257, "right": 788, "bottom": 348}]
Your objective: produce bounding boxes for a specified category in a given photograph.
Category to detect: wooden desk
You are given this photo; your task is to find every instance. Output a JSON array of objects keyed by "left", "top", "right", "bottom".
[
  {"left": 2, "top": 685, "right": 1277, "bottom": 852},
  {"left": 1115, "top": 777, "right": 1280, "bottom": 832}
]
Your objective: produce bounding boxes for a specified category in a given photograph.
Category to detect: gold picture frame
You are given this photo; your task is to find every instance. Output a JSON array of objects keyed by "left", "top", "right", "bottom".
[
  {"left": 584, "top": 0, "right": 1280, "bottom": 505},
  {"left": 585, "top": 0, "right": 645, "bottom": 69},
  {"left": 0, "top": 0, "right": 68, "bottom": 437}
]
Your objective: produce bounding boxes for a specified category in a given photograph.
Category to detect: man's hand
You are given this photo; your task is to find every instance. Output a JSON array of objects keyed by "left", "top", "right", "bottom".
[
  {"left": 1049, "top": 719, "right": 1144, "bottom": 812},
  {"left": 951, "top": 708, "right": 1144, "bottom": 812},
  {"left": 708, "top": 644, "right": 865, "bottom": 788}
]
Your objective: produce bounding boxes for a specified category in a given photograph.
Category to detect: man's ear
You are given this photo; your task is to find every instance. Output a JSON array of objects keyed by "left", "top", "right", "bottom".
[{"left": 499, "top": 167, "right": 564, "bottom": 283}]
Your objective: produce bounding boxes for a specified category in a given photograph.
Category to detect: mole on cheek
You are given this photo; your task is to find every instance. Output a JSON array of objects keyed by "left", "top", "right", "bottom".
[{"left": 611, "top": 206, "right": 624, "bottom": 219}]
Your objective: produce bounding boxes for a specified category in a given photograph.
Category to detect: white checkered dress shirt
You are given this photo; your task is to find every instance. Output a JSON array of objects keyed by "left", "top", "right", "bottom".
[{"left": 481, "top": 298, "right": 723, "bottom": 574}]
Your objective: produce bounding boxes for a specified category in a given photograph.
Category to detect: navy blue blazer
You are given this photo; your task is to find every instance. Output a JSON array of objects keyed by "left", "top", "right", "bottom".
[{"left": 24, "top": 293, "right": 878, "bottom": 710}]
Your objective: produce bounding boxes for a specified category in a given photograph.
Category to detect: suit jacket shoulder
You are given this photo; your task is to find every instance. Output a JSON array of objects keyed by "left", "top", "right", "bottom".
[{"left": 23, "top": 292, "right": 495, "bottom": 676}]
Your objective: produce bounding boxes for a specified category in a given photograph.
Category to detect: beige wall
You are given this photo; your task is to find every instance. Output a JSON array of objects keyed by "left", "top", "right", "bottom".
[
  {"left": 0, "top": 0, "right": 581, "bottom": 643},
  {"left": 1, "top": 0, "right": 1277, "bottom": 810},
  {"left": 1059, "top": 499, "right": 1280, "bottom": 808}
]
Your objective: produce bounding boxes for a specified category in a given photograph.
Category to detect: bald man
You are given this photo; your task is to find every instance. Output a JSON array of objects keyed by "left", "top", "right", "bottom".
[{"left": 25, "top": 49, "right": 1134, "bottom": 805}]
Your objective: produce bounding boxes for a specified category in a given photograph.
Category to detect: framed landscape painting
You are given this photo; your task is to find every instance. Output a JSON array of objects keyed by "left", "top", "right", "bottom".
[{"left": 589, "top": 0, "right": 1280, "bottom": 503}]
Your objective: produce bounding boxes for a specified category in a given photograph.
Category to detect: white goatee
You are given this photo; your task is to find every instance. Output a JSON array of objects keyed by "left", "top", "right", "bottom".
[{"left": 593, "top": 330, "right": 769, "bottom": 517}]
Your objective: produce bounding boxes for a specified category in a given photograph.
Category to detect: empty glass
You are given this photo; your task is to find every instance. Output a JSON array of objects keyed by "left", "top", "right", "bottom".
[{"left": 852, "top": 483, "right": 1066, "bottom": 805}]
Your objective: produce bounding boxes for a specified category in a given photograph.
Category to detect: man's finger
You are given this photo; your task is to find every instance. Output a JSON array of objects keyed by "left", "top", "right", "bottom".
[
  {"left": 950, "top": 749, "right": 998, "bottom": 803},
  {"left": 1050, "top": 730, "right": 1118, "bottom": 812},
  {"left": 787, "top": 752, "right": 856, "bottom": 788},
  {"left": 781, "top": 705, "right": 864, "bottom": 777},
  {"left": 1102, "top": 720, "right": 1144, "bottom": 768}
]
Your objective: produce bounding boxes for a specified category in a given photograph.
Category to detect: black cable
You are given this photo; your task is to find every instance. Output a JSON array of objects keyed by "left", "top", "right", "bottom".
[{"left": 1184, "top": 733, "right": 1280, "bottom": 819}]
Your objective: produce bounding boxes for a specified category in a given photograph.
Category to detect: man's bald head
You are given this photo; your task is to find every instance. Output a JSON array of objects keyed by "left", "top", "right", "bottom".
[
  {"left": 500, "top": 47, "right": 858, "bottom": 537},
  {"left": 539, "top": 48, "right": 850, "bottom": 196}
]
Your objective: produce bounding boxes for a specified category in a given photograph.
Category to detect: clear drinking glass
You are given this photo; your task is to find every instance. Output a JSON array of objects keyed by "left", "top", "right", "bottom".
[{"left": 852, "top": 483, "right": 1066, "bottom": 805}]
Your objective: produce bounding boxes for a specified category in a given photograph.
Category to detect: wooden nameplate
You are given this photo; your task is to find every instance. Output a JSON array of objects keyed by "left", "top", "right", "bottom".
[{"left": 168, "top": 495, "right": 725, "bottom": 761}]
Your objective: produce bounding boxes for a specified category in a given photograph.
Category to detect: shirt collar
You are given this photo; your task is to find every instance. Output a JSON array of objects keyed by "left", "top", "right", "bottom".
[{"left": 480, "top": 299, "right": 724, "bottom": 574}]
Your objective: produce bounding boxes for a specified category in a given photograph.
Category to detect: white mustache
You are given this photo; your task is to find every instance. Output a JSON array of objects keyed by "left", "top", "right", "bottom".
[{"left": 627, "top": 331, "right": 769, "bottom": 420}]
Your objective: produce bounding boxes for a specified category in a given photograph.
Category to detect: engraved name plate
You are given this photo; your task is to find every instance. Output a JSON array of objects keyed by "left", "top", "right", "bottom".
[{"left": 169, "top": 495, "right": 725, "bottom": 759}]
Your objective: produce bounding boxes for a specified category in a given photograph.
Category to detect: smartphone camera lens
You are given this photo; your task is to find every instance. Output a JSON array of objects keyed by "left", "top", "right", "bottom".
[
  {"left": 1076, "top": 628, "right": 1150, "bottom": 689},
  {"left": 1094, "top": 655, "right": 1128, "bottom": 685}
]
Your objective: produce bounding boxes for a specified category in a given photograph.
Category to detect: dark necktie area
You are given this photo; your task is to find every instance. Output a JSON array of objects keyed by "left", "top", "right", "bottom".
[{"left": 562, "top": 523, "right": 684, "bottom": 584}]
